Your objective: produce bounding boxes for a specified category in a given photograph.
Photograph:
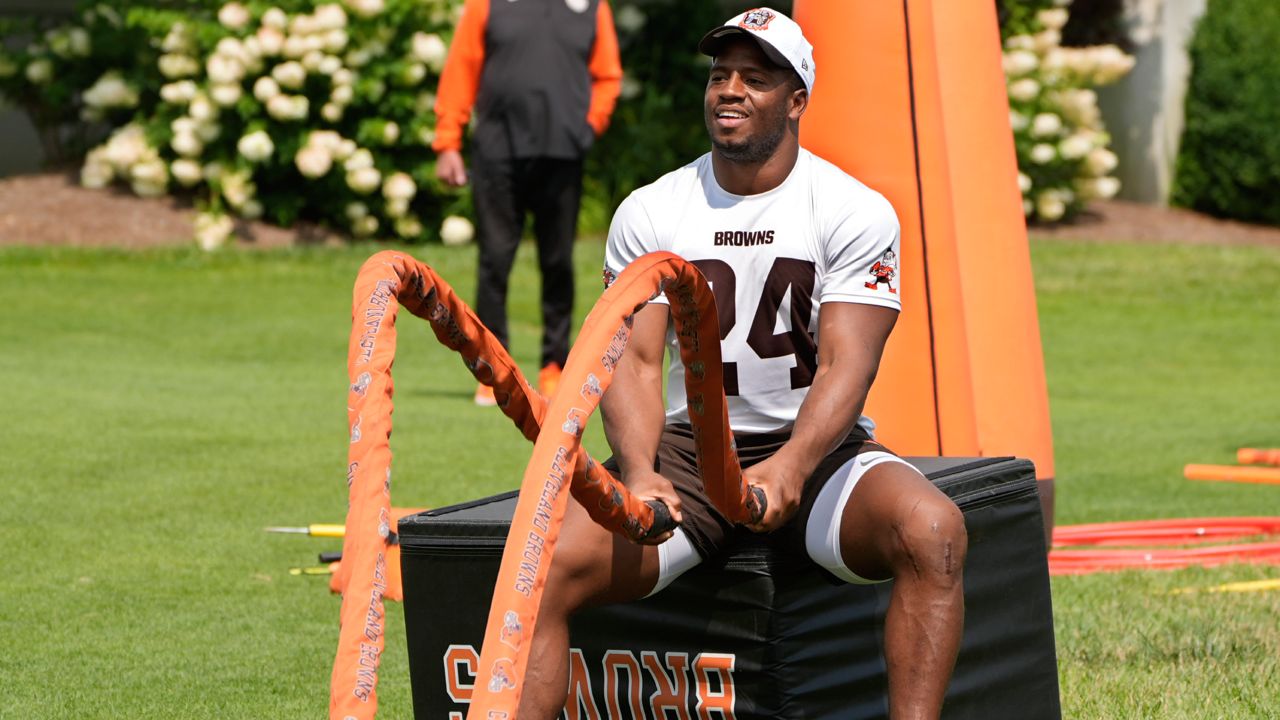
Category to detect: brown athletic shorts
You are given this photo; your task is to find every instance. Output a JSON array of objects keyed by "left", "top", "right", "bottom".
[{"left": 602, "top": 423, "right": 892, "bottom": 560}]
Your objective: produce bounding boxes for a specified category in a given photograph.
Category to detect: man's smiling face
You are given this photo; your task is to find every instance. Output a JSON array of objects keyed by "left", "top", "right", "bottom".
[{"left": 704, "top": 37, "right": 804, "bottom": 165}]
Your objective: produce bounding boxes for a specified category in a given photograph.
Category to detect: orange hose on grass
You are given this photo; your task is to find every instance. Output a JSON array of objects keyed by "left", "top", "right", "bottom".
[
  {"left": 1048, "top": 541, "right": 1280, "bottom": 575},
  {"left": 1052, "top": 517, "right": 1280, "bottom": 547},
  {"left": 1238, "top": 448, "right": 1280, "bottom": 466},
  {"left": 331, "top": 251, "right": 689, "bottom": 720},
  {"left": 1184, "top": 464, "right": 1280, "bottom": 486},
  {"left": 466, "top": 252, "right": 762, "bottom": 719}
]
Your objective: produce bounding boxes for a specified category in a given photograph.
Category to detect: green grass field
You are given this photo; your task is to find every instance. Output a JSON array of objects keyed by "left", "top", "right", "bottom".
[{"left": 0, "top": 238, "right": 1276, "bottom": 718}]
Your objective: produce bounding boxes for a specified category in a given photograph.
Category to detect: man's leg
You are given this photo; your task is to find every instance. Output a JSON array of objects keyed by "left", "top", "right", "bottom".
[
  {"left": 515, "top": 495, "right": 663, "bottom": 719},
  {"left": 526, "top": 157, "right": 582, "bottom": 369},
  {"left": 816, "top": 455, "right": 968, "bottom": 720},
  {"left": 471, "top": 151, "right": 526, "bottom": 350}
]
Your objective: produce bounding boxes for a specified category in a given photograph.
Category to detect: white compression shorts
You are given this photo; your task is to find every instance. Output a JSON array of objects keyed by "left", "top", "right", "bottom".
[{"left": 646, "top": 451, "right": 920, "bottom": 593}]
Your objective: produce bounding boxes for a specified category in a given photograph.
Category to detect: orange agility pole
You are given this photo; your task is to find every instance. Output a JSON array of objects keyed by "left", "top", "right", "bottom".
[
  {"left": 1184, "top": 464, "right": 1280, "bottom": 486},
  {"left": 1238, "top": 448, "right": 1280, "bottom": 466},
  {"left": 466, "top": 252, "right": 762, "bottom": 719},
  {"left": 1052, "top": 517, "right": 1280, "bottom": 547},
  {"left": 793, "top": 0, "right": 1057, "bottom": 530},
  {"left": 332, "top": 251, "right": 699, "bottom": 720}
]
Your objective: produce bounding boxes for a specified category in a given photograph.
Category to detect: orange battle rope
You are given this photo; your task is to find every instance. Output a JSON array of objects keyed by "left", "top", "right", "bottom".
[
  {"left": 332, "top": 250, "right": 761, "bottom": 720},
  {"left": 466, "top": 250, "right": 764, "bottom": 718}
]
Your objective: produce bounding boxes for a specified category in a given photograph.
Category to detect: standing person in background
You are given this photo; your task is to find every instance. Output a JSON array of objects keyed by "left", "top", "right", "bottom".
[{"left": 433, "top": 0, "right": 622, "bottom": 405}]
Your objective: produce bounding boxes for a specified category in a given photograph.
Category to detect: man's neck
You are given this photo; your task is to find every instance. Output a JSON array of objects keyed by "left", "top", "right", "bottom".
[{"left": 710, "top": 142, "right": 800, "bottom": 196}]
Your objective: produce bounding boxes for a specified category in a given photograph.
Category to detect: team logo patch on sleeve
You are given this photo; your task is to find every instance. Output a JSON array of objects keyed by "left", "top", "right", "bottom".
[
  {"left": 740, "top": 8, "right": 775, "bottom": 31},
  {"left": 864, "top": 250, "right": 898, "bottom": 294},
  {"left": 602, "top": 267, "right": 617, "bottom": 288}
]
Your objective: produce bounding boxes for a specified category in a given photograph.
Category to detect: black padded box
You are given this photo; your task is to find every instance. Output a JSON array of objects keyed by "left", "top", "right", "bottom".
[{"left": 400, "top": 456, "right": 1060, "bottom": 719}]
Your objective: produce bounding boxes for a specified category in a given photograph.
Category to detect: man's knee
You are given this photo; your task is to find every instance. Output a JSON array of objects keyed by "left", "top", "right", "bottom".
[{"left": 891, "top": 493, "right": 967, "bottom": 583}]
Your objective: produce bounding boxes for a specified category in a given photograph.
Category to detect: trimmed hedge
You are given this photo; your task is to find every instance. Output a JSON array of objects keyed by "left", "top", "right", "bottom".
[{"left": 1173, "top": 0, "right": 1280, "bottom": 225}]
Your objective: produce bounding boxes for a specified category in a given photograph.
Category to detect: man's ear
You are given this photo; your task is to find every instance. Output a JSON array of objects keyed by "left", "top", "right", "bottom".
[{"left": 789, "top": 88, "right": 809, "bottom": 120}]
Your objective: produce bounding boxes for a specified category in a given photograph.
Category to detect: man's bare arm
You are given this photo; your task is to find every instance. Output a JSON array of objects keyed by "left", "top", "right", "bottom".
[
  {"left": 599, "top": 302, "right": 683, "bottom": 538},
  {"left": 745, "top": 302, "right": 898, "bottom": 531}
]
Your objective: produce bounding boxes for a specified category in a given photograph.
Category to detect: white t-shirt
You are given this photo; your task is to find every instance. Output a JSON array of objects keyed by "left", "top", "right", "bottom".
[{"left": 604, "top": 149, "right": 901, "bottom": 434}]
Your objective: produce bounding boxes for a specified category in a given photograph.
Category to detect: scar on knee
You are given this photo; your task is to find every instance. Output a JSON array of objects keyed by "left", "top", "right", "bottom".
[{"left": 943, "top": 541, "right": 954, "bottom": 575}]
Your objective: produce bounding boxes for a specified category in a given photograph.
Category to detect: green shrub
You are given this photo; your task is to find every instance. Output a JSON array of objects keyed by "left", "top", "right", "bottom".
[{"left": 1172, "top": 0, "right": 1280, "bottom": 226}]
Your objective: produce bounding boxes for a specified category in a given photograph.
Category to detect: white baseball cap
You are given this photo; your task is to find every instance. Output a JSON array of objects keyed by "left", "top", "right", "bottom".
[{"left": 698, "top": 7, "right": 815, "bottom": 94}]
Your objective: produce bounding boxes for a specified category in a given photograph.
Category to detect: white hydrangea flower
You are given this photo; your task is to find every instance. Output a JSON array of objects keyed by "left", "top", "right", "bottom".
[
  {"left": 318, "top": 54, "right": 343, "bottom": 76},
  {"left": 1093, "top": 176, "right": 1120, "bottom": 199},
  {"left": 161, "top": 23, "right": 194, "bottom": 54},
  {"left": 1035, "top": 191, "right": 1065, "bottom": 221},
  {"left": 343, "top": 148, "right": 374, "bottom": 171},
  {"left": 254, "top": 76, "right": 281, "bottom": 102},
  {"left": 384, "top": 197, "right": 409, "bottom": 218},
  {"left": 218, "top": 2, "right": 252, "bottom": 30},
  {"left": 25, "top": 58, "right": 53, "bottom": 84},
  {"left": 272, "top": 60, "right": 307, "bottom": 89},
  {"left": 401, "top": 63, "right": 427, "bottom": 86},
  {"left": 331, "top": 83, "right": 354, "bottom": 105},
  {"left": 381, "top": 121, "right": 400, "bottom": 145},
  {"left": 620, "top": 75, "right": 642, "bottom": 101},
  {"left": 196, "top": 121, "right": 222, "bottom": 144},
  {"left": 295, "top": 144, "right": 333, "bottom": 178},
  {"left": 315, "top": 3, "right": 349, "bottom": 30},
  {"left": 81, "top": 152, "right": 115, "bottom": 189},
  {"left": 1030, "top": 143, "right": 1056, "bottom": 165},
  {"left": 238, "top": 130, "right": 275, "bottom": 163},
  {"left": 211, "top": 83, "right": 242, "bottom": 107},
  {"left": 1086, "top": 148, "right": 1118, "bottom": 177},
  {"left": 382, "top": 172, "right": 416, "bottom": 202},
  {"left": 345, "top": 201, "right": 368, "bottom": 222},
  {"left": 615, "top": 5, "right": 646, "bottom": 34},
  {"left": 411, "top": 32, "right": 447, "bottom": 70},
  {"left": 220, "top": 170, "right": 255, "bottom": 208},
  {"left": 65, "top": 27, "right": 91, "bottom": 56},
  {"left": 83, "top": 72, "right": 139, "bottom": 109},
  {"left": 332, "top": 68, "right": 355, "bottom": 87},
  {"left": 161, "top": 80, "right": 199, "bottom": 104},
  {"left": 1017, "top": 172, "right": 1032, "bottom": 194},
  {"left": 324, "top": 30, "right": 349, "bottom": 54},
  {"left": 440, "top": 216, "right": 475, "bottom": 246},
  {"left": 266, "top": 94, "right": 309, "bottom": 121},
  {"left": 395, "top": 215, "right": 423, "bottom": 239},
  {"left": 159, "top": 53, "right": 200, "bottom": 79},
  {"left": 171, "top": 131, "right": 204, "bottom": 158},
  {"left": 346, "top": 167, "right": 382, "bottom": 194},
  {"left": 1002, "top": 49, "right": 1038, "bottom": 77},
  {"left": 1009, "top": 110, "right": 1029, "bottom": 132},
  {"left": 1037, "top": 8, "right": 1069, "bottom": 32},
  {"left": 189, "top": 94, "right": 218, "bottom": 122},
  {"left": 352, "top": 215, "right": 379, "bottom": 237},
  {"left": 344, "top": 0, "right": 385, "bottom": 20},
  {"left": 417, "top": 127, "right": 436, "bottom": 146},
  {"left": 1004, "top": 34, "right": 1036, "bottom": 52},
  {"left": 171, "top": 158, "right": 203, "bottom": 187},
  {"left": 321, "top": 103, "right": 344, "bottom": 122},
  {"left": 262, "top": 7, "right": 289, "bottom": 31},
  {"left": 1030, "top": 112, "right": 1062, "bottom": 138},
  {"left": 257, "top": 27, "right": 286, "bottom": 56},
  {"left": 1032, "top": 29, "right": 1061, "bottom": 53},
  {"left": 302, "top": 50, "right": 326, "bottom": 73},
  {"left": 195, "top": 211, "right": 235, "bottom": 251},
  {"left": 283, "top": 34, "right": 309, "bottom": 59},
  {"left": 334, "top": 139, "right": 357, "bottom": 160},
  {"left": 1059, "top": 134, "right": 1093, "bottom": 160},
  {"left": 240, "top": 199, "right": 264, "bottom": 220},
  {"left": 131, "top": 158, "right": 170, "bottom": 197},
  {"left": 1007, "top": 78, "right": 1040, "bottom": 103}
]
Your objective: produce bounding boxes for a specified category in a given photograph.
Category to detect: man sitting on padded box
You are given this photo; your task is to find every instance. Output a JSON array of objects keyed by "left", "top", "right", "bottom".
[{"left": 522, "top": 8, "right": 968, "bottom": 719}]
